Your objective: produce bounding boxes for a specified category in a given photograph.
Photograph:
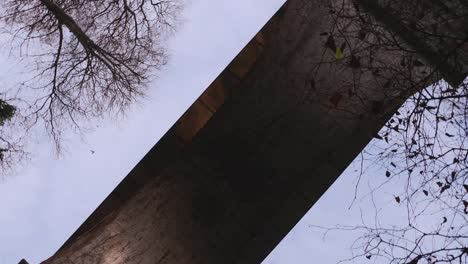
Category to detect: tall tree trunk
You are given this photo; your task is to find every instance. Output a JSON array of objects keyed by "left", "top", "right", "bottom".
[{"left": 42, "top": 0, "right": 464, "bottom": 263}]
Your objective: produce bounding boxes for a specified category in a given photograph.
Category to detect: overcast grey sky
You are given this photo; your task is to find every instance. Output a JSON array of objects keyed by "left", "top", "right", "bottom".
[{"left": 0, "top": 1, "right": 410, "bottom": 263}]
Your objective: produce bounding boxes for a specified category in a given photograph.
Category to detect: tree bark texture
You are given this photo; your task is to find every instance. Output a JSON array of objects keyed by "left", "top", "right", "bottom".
[{"left": 42, "top": 0, "right": 466, "bottom": 263}]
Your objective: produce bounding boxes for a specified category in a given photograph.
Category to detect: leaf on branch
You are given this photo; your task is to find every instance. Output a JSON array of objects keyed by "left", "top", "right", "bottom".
[
  {"left": 329, "top": 92, "right": 343, "bottom": 108},
  {"left": 400, "top": 58, "right": 407, "bottom": 67},
  {"left": 383, "top": 80, "right": 392, "bottom": 89},
  {"left": 406, "top": 255, "right": 422, "bottom": 264},
  {"left": 372, "top": 68, "right": 381, "bottom": 76},
  {"left": 335, "top": 47, "right": 345, "bottom": 60},
  {"left": 451, "top": 171, "right": 456, "bottom": 181},
  {"left": 445, "top": 133, "right": 454, "bottom": 137},
  {"left": 436, "top": 181, "right": 443, "bottom": 187},
  {"left": 413, "top": 60, "right": 424, "bottom": 67},
  {"left": 310, "top": 78, "right": 316, "bottom": 90},
  {"left": 422, "top": 190, "right": 428, "bottom": 196},
  {"left": 442, "top": 216, "right": 447, "bottom": 224},
  {"left": 366, "top": 255, "right": 372, "bottom": 260},
  {"left": 390, "top": 162, "right": 396, "bottom": 168},
  {"left": 349, "top": 55, "right": 361, "bottom": 68},
  {"left": 358, "top": 30, "right": 366, "bottom": 40},
  {"left": 395, "top": 196, "right": 400, "bottom": 203},
  {"left": 325, "top": 35, "right": 336, "bottom": 52},
  {"left": 386, "top": 170, "right": 391, "bottom": 177}
]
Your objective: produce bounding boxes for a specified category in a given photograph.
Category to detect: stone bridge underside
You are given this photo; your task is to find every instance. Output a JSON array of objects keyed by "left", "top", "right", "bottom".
[{"left": 42, "top": 0, "right": 466, "bottom": 263}]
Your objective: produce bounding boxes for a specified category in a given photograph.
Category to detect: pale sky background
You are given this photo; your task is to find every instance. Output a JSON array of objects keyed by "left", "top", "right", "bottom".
[{"left": 0, "top": 1, "right": 411, "bottom": 263}]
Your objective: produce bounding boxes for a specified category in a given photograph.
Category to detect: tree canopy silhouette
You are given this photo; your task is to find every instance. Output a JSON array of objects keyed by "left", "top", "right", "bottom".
[
  {"left": 0, "top": 0, "right": 182, "bottom": 171},
  {"left": 308, "top": 0, "right": 467, "bottom": 263}
]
